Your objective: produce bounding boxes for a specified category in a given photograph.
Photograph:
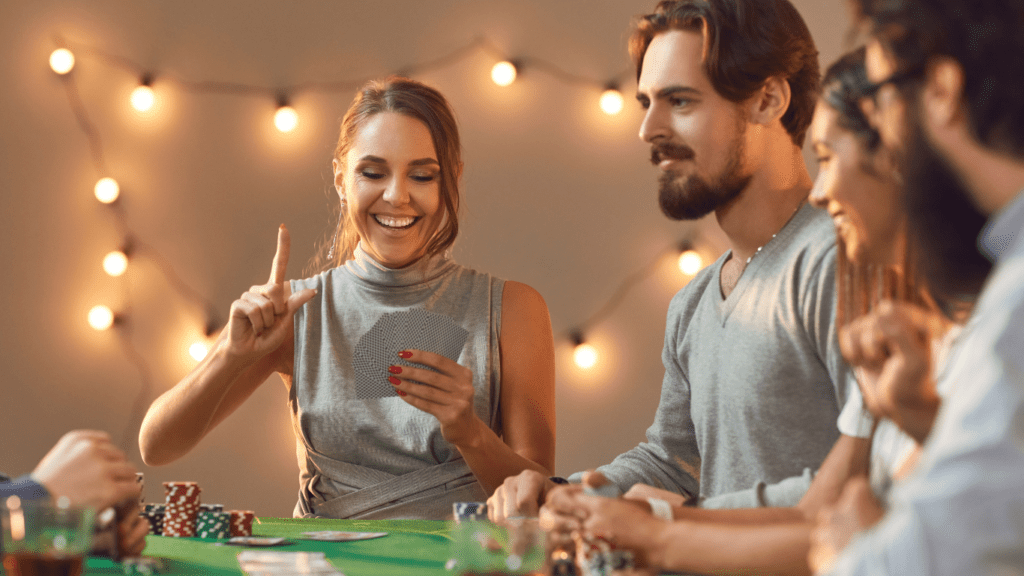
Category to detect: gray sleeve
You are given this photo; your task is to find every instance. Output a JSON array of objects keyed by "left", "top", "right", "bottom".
[
  {"left": 699, "top": 468, "right": 814, "bottom": 509},
  {"left": 569, "top": 310, "right": 700, "bottom": 498}
]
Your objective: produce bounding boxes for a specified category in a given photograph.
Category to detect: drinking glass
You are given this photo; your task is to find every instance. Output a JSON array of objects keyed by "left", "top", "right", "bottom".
[{"left": 1, "top": 496, "right": 95, "bottom": 576}]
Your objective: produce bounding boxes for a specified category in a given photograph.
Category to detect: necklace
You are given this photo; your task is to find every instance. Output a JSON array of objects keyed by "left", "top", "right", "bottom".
[{"left": 744, "top": 201, "right": 805, "bottom": 265}]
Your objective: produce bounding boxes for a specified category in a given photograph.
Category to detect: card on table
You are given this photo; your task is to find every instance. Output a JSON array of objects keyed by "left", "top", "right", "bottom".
[
  {"left": 223, "top": 537, "right": 291, "bottom": 547},
  {"left": 300, "top": 531, "right": 388, "bottom": 541},
  {"left": 237, "top": 550, "right": 342, "bottom": 576}
]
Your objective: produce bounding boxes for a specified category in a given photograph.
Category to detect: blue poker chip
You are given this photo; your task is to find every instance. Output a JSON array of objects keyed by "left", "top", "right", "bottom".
[{"left": 452, "top": 502, "right": 488, "bottom": 523}]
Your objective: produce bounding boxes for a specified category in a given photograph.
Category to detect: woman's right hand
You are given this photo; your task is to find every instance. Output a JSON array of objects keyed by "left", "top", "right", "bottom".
[{"left": 225, "top": 225, "right": 317, "bottom": 362}]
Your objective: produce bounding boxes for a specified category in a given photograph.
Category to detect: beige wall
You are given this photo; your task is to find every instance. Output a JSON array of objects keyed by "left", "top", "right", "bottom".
[{"left": 0, "top": 0, "right": 853, "bottom": 516}]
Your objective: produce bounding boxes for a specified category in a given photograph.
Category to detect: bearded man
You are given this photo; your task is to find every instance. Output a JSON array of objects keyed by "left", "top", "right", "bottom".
[{"left": 490, "top": 0, "right": 873, "bottom": 523}]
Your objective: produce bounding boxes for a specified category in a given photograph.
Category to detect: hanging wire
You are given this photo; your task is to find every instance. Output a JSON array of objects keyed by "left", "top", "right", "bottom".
[{"left": 53, "top": 31, "right": 691, "bottom": 442}]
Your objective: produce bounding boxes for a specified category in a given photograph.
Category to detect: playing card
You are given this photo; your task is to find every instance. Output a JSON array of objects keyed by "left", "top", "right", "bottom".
[
  {"left": 223, "top": 537, "right": 290, "bottom": 547},
  {"left": 353, "top": 309, "right": 468, "bottom": 399},
  {"left": 237, "top": 550, "right": 341, "bottom": 576},
  {"left": 300, "top": 531, "right": 388, "bottom": 541}
]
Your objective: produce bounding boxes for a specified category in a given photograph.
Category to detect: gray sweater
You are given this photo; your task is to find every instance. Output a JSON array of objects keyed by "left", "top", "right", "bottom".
[{"left": 575, "top": 204, "right": 865, "bottom": 508}]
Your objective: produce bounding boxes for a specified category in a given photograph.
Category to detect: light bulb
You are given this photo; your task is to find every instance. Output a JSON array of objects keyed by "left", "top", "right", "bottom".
[
  {"left": 130, "top": 85, "right": 155, "bottom": 112},
  {"left": 88, "top": 305, "right": 115, "bottom": 331},
  {"left": 678, "top": 250, "right": 704, "bottom": 276},
  {"left": 94, "top": 177, "right": 120, "bottom": 204},
  {"left": 573, "top": 342, "right": 599, "bottom": 369},
  {"left": 49, "top": 49, "right": 75, "bottom": 74},
  {"left": 274, "top": 106, "right": 298, "bottom": 132},
  {"left": 103, "top": 251, "right": 128, "bottom": 277},
  {"left": 599, "top": 89, "right": 624, "bottom": 115},
  {"left": 189, "top": 341, "right": 209, "bottom": 362},
  {"left": 491, "top": 61, "right": 517, "bottom": 87}
]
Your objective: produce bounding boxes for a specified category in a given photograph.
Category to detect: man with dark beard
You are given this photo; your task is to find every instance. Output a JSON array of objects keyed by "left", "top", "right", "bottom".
[
  {"left": 490, "top": 0, "right": 874, "bottom": 524},
  {"left": 809, "top": 0, "right": 1024, "bottom": 574}
]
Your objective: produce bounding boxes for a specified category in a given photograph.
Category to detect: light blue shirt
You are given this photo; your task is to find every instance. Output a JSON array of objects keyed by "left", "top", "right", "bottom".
[{"left": 827, "top": 189, "right": 1024, "bottom": 575}]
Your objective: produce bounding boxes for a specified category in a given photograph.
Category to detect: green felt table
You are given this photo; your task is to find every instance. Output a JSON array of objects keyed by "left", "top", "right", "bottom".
[{"left": 78, "top": 518, "right": 454, "bottom": 576}]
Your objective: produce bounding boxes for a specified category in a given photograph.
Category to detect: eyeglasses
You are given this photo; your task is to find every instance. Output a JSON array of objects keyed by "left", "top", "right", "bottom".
[{"left": 860, "top": 65, "right": 924, "bottom": 104}]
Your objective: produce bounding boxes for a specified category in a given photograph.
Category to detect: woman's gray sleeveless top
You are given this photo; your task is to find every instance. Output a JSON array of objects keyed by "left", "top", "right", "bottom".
[{"left": 289, "top": 244, "right": 504, "bottom": 519}]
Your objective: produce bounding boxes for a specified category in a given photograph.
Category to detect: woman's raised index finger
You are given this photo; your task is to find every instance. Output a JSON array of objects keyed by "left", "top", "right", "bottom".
[{"left": 269, "top": 224, "right": 291, "bottom": 284}]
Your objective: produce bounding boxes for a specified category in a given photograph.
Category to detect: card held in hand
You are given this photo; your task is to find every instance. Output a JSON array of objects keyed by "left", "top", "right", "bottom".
[{"left": 353, "top": 308, "right": 469, "bottom": 399}]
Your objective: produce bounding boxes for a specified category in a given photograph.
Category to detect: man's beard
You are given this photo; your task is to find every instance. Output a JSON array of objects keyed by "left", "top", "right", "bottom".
[
  {"left": 900, "top": 107, "right": 992, "bottom": 311},
  {"left": 653, "top": 133, "right": 752, "bottom": 221}
]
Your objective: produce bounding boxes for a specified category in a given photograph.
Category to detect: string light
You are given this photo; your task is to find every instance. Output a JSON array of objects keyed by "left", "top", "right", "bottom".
[
  {"left": 274, "top": 97, "right": 298, "bottom": 133},
  {"left": 677, "top": 242, "right": 705, "bottom": 276},
  {"left": 49, "top": 48, "right": 74, "bottom": 74},
  {"left": 87, "top": 305, "right": 115, "bottom": 331},
  {"left": 130, "top": 76, "right": 155, "bottom": 112},
  {"left": 94, "top": 177, "right": 120, "bottom": 204},
  {"left": 52, "top": 34, "right": 685, "bottom": 446},
  {"left": 599, "top": 85, "right": 625, "bottom": 115},
  {"left": 189, "top": 341, "right": 209, "bottom": 362},
  {"left": 491, "top": 61, "right": 518, "bottom": 86},
  {"left": 571, "top": 332, "right": 599, "bottom": 369},
  {"left": 103, "top": 250, "right": 129, "bottom": 277}
]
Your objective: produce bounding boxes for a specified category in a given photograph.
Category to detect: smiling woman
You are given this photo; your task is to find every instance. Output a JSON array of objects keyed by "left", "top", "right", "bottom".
[{"left": 138, "top": 77, "right": 556, "bottom": 520}]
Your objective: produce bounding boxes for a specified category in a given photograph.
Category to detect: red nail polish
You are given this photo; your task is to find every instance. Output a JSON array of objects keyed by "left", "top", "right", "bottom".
[
  {"left": 388, "top": 366, "right": 402, "bottom": 374},
  {"left": 397, "top": 390, "right": 407, "bottom": 397},
  {"left": 388, "top": 376, "right": 401, "bottom": 386},
  {"left": 397, "top": 350, "right": 412, "bottom": 359}
]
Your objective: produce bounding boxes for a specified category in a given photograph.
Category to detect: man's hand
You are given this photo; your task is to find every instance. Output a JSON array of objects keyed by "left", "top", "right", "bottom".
[
  {"left": 487, "top": 470, "right": 556, "bottom": 523},
  {"left": 31, "top": 431, "right": 140, "bottom": 511},
  {"left": 808, "top": 477, "right": 885, "bottom": 574}
]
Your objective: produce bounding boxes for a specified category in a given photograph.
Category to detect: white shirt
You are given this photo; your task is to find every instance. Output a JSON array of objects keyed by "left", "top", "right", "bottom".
[{"left": 826, "top": 189, "right": 1024, "bottom": 575}]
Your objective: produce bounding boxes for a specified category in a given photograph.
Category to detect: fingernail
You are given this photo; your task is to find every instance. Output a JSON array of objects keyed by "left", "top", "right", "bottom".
[
  {"left": 388, "top": 366, "right": 402, "bottom": 374},
  {"left": 388, "top": 376, "right": 401, "bottom": 386},
  {"left": 397, "top": 390, "right": 407, "bottom": 397},
  {"left": 397, "top": 350, "right": 412, "bottom": 359}
]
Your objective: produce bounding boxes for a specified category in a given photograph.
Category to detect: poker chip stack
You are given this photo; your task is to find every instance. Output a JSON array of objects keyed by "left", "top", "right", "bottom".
[
  {"left": 136, "top": 472, "right": 145, "bottom": 505},
  {"left": 229, "top": 510, "right": 256, "bottom": 537},
  {"left": 575, "top": 535, "right": 634, "bottom": 576},
  {"left": 452, "top": 502, "right": 488, "bottom": 523},
  {"left": 196, "top": 510, "right": 232, "bottom": 540},
  {"left": 162, "top": 481, "right": 201, "bottom": 537},
  {"left": 140, "top": 503, "right": 166, "bottom": 536}
]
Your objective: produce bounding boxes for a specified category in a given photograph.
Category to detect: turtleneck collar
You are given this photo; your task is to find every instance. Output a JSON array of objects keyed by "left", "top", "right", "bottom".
[{"left": 343, "top": 242, "right": 456, "bottom": 288}]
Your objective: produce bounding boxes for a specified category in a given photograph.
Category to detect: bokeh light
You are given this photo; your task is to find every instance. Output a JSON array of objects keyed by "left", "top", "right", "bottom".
[
  {"left": 94, "top": 177, "right": 120, "bottom": 204},
  {"left": 88, "top": 305, "right": 115, "bottom": 331},
  {"left": 491, "top": 61, "right": 517, "bottom": 87},
  {"left": 49, "top": 49, "right": 74, "bottom": 74},
  {"left": 573, "top": 342, "right": 599, "bottom": 369},
  {"left": 678, "top": 250, "right": 705, "bottom": 276},
  {"left": 599, "top": 88, "right": 624, "bottom": 115},
  {"left": 274, "top": 106, "right": 298, "bottom": 132},
  {"left": 189, "top": 341, "right": 209, "bottom": 362},
  {"left": 130, "top": 85, "right": 155, "bottom": 112},
  {"left": 103, "top": 251, "right": 128, "bottom": 277}
]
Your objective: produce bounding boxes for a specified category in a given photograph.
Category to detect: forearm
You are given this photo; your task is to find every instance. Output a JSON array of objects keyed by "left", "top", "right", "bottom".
[
  {"left": 674, "top": 504, "right": 807, "bottom": 524},
  {"left": 456, "top": 419, "right": 551, "bottom": 494},
  {"left": 653, "top": 518, "right": 813, "bottom": 576},
  {"left": 138, "top": 343, "right": 253, "bottom": 466}
]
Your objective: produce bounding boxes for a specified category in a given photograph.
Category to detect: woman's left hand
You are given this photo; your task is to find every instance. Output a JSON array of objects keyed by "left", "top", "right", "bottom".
[{"left": 387, "top": 349, "right": 483, "bottom": 446}]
